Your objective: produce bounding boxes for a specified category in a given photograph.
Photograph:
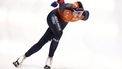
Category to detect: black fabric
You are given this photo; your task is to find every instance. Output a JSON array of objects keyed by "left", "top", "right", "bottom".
[
  {"left": 82, "top": 10, "right": 89, "bottom": 21},
  {"left": 25, "top": 9, "right": 67, "bottom": 57},
  {"left": 25, "top": 28, "right": 53, "bottom": 57},
  {"left": 77, "top": 1, "right": 84, "bottom": 10}
]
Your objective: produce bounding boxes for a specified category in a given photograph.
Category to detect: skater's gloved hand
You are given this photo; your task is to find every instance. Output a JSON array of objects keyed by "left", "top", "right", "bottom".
[
  {"left": 51, "top": 1, "right": 58, "bottom": 7},
  {"left": 82, "top": 10, "right": 89, "bottom": 21}
]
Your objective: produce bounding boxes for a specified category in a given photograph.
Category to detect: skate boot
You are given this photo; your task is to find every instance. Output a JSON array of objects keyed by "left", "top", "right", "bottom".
[
  {"left": 13, "top": 55, "right": 26, "bottom": 67},
  {"left": 13, "top": 58, "right": 20, "bottom": 67},
  {"left": 44, "top": 65, "right": 51, "bottom": 69},
  {"left": 44, "top": 57, "right": 52, "bottom": 69}
]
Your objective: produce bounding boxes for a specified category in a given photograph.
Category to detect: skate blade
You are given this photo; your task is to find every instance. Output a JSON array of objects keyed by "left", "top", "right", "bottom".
[{"left": 13, "top": 61, "right": 19, "bottom": 67}]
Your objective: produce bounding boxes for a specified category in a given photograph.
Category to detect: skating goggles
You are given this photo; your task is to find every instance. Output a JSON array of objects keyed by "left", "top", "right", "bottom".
[
  {"left": 73, "top": 8, "right": 84, "bottom": 15},
  {"left": 74, "top": 8, "right": 83, "bottom": 11}
]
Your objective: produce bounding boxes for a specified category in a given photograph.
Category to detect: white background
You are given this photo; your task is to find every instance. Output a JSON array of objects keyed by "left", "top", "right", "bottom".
[{"left": 0, "top": 0, "right": 122, "bottom": 69}]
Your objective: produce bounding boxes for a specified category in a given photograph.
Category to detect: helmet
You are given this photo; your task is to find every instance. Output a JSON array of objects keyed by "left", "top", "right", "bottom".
[{"left": 73, "top": 1, "right": 84, "bottom": 10}]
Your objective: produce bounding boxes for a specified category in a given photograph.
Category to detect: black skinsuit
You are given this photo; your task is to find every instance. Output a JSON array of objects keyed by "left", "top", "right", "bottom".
[{"left": 25, "top": 9, "right": 68, "bottom": 57}]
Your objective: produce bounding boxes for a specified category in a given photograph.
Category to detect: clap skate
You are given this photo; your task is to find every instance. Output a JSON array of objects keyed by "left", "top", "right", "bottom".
[
  {"left": 13, "top": 58, "right": 21, "bottom": 67},
  {"left": 13, "top": 55, "right": 26, "bottom": 67},
  {"left": 44, "top": 65, "right": 51, "bottom": 69}
]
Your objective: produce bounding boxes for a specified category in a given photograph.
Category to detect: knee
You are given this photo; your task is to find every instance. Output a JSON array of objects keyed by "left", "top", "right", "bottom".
[
  {"left": 54, "top": 34, "right": 62, "bottom": 41},
  {"left": 52, "top": 38, "right": 59, "bottom": 43}
]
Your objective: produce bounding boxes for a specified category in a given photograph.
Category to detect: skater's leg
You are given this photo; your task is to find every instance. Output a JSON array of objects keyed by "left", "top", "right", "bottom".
[
  {"left": 45, "top": 26, "right": 63, "bottom": 68},
  {"left": 13, "top": 55, "right": 26, "bottom": 67},
  {"left": 48, "top": 34, "right": 62, "bottom": 57},
  {"left": 25, "top": 28, "right": 53, "bottom": 57},
  {"left": 13, "top": 28, "right": 53, "bottom": 67},
  {"left": 48, "top": 13, "right": 63, "bottom": 57},
  {"left": 45, "top": 11, "right": 63, "bottom": 69},
  {"left": 44, "top": 33, "right": 62, "bottom": 69},
  {"left": 46, "top": 31, "right": 62, "bottom": 64}
]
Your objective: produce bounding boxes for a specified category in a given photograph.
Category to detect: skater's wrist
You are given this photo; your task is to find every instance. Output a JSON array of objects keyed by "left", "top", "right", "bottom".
[{"left": 57, "top": 0, "right": 64, "bottom": 4}]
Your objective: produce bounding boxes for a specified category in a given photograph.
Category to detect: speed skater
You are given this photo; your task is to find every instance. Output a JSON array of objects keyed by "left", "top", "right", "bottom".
[{"left": 13, "top": 0, "right": 89, "bottom": 69}]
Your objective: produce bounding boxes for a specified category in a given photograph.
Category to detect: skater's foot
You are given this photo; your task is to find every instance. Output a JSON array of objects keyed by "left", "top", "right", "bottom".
[
  {"left": 44, "top": 65, "right": 51, "bottom": 69},
  {"left": 45, "top": 57, "right": 52, "bottom": 69},
  {"left": 13, "top": 58, "right": 20, "bottom": 67},
  {"left": 13, "top": 55, "right": 26, "bottom": 67}
]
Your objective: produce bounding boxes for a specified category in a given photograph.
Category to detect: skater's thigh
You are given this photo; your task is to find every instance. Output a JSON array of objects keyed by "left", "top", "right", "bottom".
[
  {"left": 48, "top": 17, "right": 62, "bottom": 38},
  {"left": 41, "top": 28, "right": 54, "bottom": 41}
]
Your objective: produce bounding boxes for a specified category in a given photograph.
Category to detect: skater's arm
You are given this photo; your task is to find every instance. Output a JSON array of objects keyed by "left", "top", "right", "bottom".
[
  {"left": 57, "top": 0, "right": 64, "bottom": 4},
  {"left": 57, "top": 0, "right": 65, "bottom": 13}
]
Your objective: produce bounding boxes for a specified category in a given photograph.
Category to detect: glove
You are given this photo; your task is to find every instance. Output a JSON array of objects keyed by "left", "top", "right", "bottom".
[
  {"left": 82, "top": 10, "right": 89, "bottom": 21},
  {"left": 51, "top": 1, "right": 58, "bottom": 7}
]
